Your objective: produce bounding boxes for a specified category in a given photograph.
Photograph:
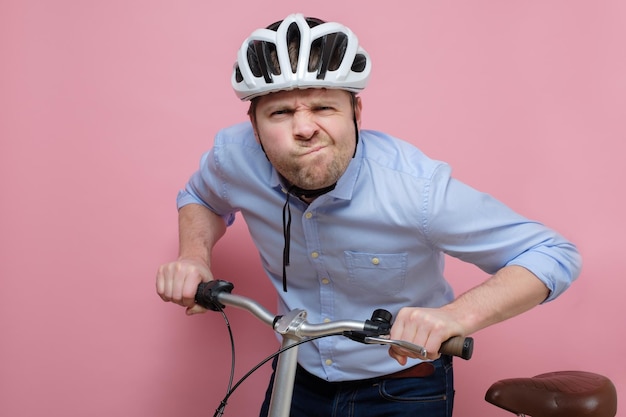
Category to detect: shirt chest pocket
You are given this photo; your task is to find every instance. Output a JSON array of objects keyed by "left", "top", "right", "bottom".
[{"left": 344, "top": 251, "right": 408, "bottom": 296}]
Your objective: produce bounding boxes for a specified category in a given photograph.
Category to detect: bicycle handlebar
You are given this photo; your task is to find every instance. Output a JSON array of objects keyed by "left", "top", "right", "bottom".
[{"left": 196, "top": 280, "right": 473, "bottom": 360}]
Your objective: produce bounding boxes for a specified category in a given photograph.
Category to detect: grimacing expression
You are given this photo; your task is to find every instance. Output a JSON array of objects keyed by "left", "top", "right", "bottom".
[{"left": 251, "top": 88, "right": 361, "bottom": 192}]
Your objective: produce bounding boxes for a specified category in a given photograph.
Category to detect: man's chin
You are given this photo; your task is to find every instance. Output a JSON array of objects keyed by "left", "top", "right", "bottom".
[{"left": 292, "top": 176, "right": 337, "bottom": 192}]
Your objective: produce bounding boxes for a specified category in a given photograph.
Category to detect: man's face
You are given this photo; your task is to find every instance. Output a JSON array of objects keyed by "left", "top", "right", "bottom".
[{"left": 251, "top": 88, "right": 361, "bottom": 191}]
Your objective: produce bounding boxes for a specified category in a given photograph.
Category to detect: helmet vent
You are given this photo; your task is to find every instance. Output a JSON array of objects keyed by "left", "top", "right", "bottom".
[
  {"left": 234, "top": 66, "right": 243, "bottom": 83},
  {"left": 310, "top": 33, "right": 348, "bottom": 80},
  {"left": 286, "top": 22, "right": 301, "bottom": 74},
  {"left": 247, "top": 40, "right": 280, "bottom": 82},
  {"left": 246, "top": 42, "right": 262, "bottom": 78},
  {"left": 351, "top": 53, "right": 368, "bottom": 73}
]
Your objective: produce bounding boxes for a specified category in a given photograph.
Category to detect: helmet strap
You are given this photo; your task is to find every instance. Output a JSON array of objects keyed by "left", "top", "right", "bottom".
[
  {"left": 281, "top": 181, "right": 336, "bottom": 292},
  {"left": 351, "top": 93, "right": 359, "bottom": 158}
]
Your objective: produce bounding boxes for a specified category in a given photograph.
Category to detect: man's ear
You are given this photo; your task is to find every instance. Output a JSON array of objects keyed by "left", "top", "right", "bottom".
[
  {"left": 249, "top": 114, "right": 261, "bottom": 144},
  {"left": 354, "top": 95, "right": 363, "bottom": 129}
]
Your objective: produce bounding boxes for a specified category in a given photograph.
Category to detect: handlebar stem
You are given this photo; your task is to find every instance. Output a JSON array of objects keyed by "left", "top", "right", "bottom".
[{"left": 274, "top": 309, "right": 383, "bottom": 339}]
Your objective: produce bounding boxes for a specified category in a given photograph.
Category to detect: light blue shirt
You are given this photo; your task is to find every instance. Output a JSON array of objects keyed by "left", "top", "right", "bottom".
[{"left": 178, "top": 121, "right": 581, "bottom": 381}]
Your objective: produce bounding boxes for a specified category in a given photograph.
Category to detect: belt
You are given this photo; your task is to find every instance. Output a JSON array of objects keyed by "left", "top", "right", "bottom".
[
  {"left": 294, "top": 359, "right": 440, "bottom": 390},
  {"left": 384, "top": 361, "right": 436, "bottom": 379}
]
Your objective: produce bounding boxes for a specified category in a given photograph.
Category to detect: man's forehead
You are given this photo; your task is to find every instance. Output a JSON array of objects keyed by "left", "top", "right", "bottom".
[{"left": 257, "top": 88, "right": 351, "bottom": 105}]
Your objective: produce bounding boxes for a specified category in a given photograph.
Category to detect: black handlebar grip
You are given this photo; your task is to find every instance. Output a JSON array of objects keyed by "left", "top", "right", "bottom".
[
  {"left": 439, "top": 336, "right": 474, "bottom": 360},
  {"left": 194, "top": 280, "right": 234, "bottom": 311}
]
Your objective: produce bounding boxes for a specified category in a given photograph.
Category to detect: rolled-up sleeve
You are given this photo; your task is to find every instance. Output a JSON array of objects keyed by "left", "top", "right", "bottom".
[
  {"left": 176, "top": 149, "right": 237, "bottom": 227},
  {"left": 425, "top": 164, "right": 582, "bottom": 302}
]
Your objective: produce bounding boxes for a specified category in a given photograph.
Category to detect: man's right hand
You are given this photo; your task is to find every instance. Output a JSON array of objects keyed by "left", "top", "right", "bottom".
[{"left": 156, "top": 258, "right": 214, "bottom": 315}]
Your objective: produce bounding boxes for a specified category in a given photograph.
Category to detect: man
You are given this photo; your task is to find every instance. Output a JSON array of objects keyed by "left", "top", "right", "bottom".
[{"left": 156, "top": 13, "right": 581, "bottom": 417}]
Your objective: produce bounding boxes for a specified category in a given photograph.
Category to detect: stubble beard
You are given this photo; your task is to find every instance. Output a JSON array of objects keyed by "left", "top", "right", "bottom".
[{"left": 274, "top": 147, "right": 351, "bottom": 191}]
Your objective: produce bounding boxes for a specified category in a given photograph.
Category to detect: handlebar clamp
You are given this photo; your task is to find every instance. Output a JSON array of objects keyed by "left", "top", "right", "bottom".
[{"left": 344, "top": 308, "right": 393, "bottom": 342}]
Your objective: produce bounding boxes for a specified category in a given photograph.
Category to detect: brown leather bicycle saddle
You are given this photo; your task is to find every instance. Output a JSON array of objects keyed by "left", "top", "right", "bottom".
[{"left": 485, "top": 370, "right": 617, "bottom": 417}]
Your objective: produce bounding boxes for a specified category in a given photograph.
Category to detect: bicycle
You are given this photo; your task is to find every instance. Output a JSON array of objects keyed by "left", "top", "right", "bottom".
[{"left": 194, "top": 280, "right": 617, "bottom": 417}]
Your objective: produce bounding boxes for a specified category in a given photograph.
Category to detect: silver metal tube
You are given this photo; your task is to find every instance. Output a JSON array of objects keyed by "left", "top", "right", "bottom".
[
  {"left": 268, "top": 337, "right": 300, "bottom": 417},
  {"left": 216, "top": 292, "right": 276, "bottom": 327},
  {"left": 295, "top": 320, "right": 368, "bottom": 338}
]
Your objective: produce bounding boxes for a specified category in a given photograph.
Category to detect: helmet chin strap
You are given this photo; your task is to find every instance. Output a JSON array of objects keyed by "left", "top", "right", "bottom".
[
  {"left": 351, "top": 93, "right": 359, "bottom": 157},
  {"left": 261, "top": 106, "right": 359, "bottom": 292},
  {"left": 279, "top": 121, "right": 356, "bottom": 292},
  {"left": 288, "top": 183, "right": 337, "bottom": 200},
  {"left": 281, "top": 181, "right": 336, "bottom": 292}
]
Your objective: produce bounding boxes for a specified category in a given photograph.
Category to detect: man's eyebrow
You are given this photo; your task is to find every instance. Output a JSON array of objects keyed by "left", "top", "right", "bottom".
[
  {"left": 263, "top": 102, "right": 292, "bottom": 113},
  {"left": 261, "top": 95, "right": 343, "bottom": 112},
  {"left": 306, "top": 96, "right": 345, "bottom": 108}
]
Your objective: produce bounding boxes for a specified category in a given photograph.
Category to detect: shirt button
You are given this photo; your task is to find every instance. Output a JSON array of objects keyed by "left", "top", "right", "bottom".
[
  {"left": 305, "top": 212, "right": 313, "bottom": 219},
  {"left": 321, "top": 278, "right": 330, "bottom": 285},
  {"left": 371, "top": 257, "right": 380, "bottom": 265},
  {"left": 325, "top": 359, "right": 333, "bottom": 366},
  {"left": 311, "top": 252, "right": 319, "bottom": 259},
  {"left": 323, "top": 318, "right": 331, "bottom": 323}
]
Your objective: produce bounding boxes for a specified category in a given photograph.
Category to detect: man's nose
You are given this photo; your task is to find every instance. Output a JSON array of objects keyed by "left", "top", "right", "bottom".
[{"left": 292, "top": 111, "right": 317, "bottom": 139}]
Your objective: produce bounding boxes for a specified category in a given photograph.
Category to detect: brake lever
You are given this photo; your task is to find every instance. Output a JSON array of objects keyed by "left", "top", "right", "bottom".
[{"left": 363, "top": 335, "right": 428, "bottom": 358}]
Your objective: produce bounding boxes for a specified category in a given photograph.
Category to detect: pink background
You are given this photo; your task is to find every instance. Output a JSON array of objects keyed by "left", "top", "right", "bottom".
[{"left": 1, "top": 1, "right": 624, "bottom": 416}]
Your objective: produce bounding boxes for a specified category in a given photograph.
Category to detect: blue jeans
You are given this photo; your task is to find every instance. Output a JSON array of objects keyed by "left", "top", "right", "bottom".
[{"left": 260, "top": 356, "right": 454, "bottom": 417}]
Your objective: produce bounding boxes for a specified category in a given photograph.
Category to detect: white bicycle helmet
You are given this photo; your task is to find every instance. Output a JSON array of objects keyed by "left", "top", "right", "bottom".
[{"left": 232, "top": 13, "right": 371, "bottom": 101}]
